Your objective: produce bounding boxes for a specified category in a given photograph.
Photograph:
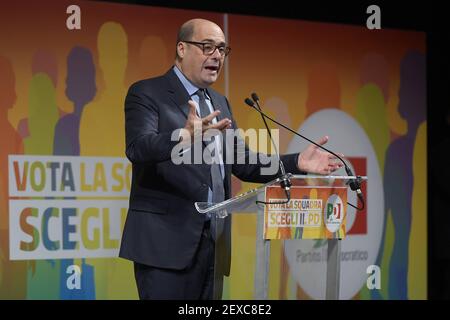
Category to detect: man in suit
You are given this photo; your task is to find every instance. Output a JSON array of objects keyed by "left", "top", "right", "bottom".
[{"left": 119, "top": 18, "right": 343, "bottom": 299}]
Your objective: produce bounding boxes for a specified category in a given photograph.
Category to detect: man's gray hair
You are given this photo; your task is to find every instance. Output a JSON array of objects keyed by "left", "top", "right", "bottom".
[{"left": 175, "top": 21, "right": 195, "bottom": 60}]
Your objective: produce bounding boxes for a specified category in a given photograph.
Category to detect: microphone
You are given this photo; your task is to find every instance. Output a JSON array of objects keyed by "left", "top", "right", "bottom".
[
  {"left": 245, "top": 95, "right": 291, "bottom": 204},
  {"left": 244, "top": 94, "right": 364, "bottom": 211}
]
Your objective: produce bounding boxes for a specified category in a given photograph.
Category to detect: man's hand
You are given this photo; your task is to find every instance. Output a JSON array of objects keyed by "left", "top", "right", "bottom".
[
  {"left": 179, "top": 100, "right": 232, "bottom": 144},
  {"left": 297, "top": 136, "right": 344, "bottom": 175}
]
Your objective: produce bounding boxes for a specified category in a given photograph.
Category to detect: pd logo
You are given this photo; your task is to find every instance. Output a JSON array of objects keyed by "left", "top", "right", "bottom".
[{"left": 324, "top": 194, "right": 344, "bottom": 233}]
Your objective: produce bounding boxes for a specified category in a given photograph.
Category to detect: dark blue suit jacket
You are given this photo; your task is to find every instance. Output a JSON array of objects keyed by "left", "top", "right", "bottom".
[{"left": 119, "top": 68, "right": 302, "bottom": 275}]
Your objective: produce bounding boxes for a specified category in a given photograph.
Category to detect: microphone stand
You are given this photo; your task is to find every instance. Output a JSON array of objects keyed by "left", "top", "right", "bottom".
[{"left": 250, "top": 94, "right": 291, "bottom": 205}]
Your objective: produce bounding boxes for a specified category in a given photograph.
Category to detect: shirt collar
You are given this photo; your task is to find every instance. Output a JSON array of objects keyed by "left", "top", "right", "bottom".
[{"left": 173, "top": 65, "right": 210, "bottom": 99}]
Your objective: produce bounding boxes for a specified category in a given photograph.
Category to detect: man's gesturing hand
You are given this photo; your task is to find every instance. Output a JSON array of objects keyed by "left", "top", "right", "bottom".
[
  {"left": 179, "top": 100, "right": 232, "bottom": 144},
  {"left": 297, "top": 135, "right": 344, "bottom": 175}
]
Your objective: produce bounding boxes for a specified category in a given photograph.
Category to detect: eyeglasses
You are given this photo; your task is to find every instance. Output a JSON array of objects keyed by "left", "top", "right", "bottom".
[{"left": 182, "top": 40, "right": 231, "bottom": 57}]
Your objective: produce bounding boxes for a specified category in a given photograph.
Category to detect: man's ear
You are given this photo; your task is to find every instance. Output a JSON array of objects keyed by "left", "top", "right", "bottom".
[{"left": 177, "top": 42, "right": 185, "bottom": 59}]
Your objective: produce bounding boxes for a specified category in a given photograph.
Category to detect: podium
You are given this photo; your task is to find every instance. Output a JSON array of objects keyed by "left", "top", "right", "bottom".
[{"left": 195, "top": 174, "right": 367, "bottom": 300}]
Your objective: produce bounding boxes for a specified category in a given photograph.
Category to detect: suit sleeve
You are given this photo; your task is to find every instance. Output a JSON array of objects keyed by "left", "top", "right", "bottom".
[
  {"left": 225, "top": 98, "right": 306, "bottom": 183},
  {"left": 124, "top": 81, "right": 179, "bottom": 164}
]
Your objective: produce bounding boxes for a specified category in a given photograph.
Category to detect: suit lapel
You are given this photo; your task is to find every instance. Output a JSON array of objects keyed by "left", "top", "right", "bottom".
[
  {"left": 165, "top": 68, "right": 191, "bottom": 119},
  {"left": 164, "top": 68, "right": 211, "bottom": 186},
  {"left": 165, "top": 68, "right": 230, "bottom": 123},
  {"left": 206, "top": 88, "right": 228, "bottom": 122}
]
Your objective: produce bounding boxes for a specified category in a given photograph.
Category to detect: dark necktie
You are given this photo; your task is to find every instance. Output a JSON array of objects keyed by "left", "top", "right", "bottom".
[
  {"left": 196, "top": 89, "right": 225, "bottom": 241},
  {"left": 196, "top": 89, "right": 225, "bottom": 204}
]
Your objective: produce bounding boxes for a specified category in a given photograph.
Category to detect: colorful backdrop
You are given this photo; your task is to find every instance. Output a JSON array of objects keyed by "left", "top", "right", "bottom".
[{"left": 0, "top": 0, "right": 426, "bottom": 299}]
